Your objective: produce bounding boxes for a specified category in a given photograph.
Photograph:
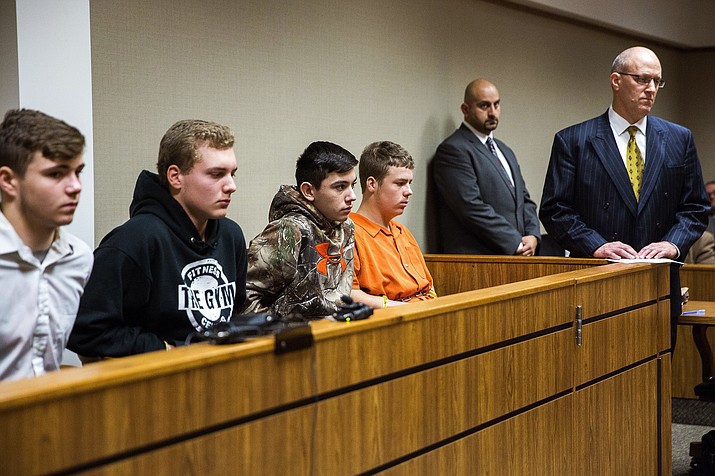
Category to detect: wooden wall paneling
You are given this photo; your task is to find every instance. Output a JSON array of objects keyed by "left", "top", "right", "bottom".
[
  {"left": 573, "top": 361, "right": 659, "bottom": 476},
  {"left": 312, "top": 330, "right": 573, "bottom": 474},
  {"left": 311, "top": 284, "right": 574, "bottom": 393},
  {"left": 574, "top": 263, "right": 660, "bottom": 319},
  {"left": 657, "top": 299, "right": 672, "bottom": 355},
  {"left": 77, "top": 407, "right": 316, "bottom": 476},
  {"left": 380, "top": 395, "right": 574, "bottom": 476},
  {"left": 659, "top": 354, "right": 673, "bottom": 476},
  {"left": 576, "top": 306, "right": 660, "bottom": 386}
]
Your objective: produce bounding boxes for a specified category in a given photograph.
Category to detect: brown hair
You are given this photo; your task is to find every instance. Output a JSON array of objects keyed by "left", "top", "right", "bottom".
[
  {"left": 157, "top": 119, "right": 235, "bottom": 188},
  {"left": 358, "top": 141, "right": 414, "bottom": 193},
  {"left": 0, "top": 109, "right": 85, "bottom": 177}
]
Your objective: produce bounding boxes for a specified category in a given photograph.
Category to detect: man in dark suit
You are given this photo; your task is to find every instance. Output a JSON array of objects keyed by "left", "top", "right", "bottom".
[
  {"left": 540, "top": 46, "right": 709, "bottom": 348},
  {"left": 433, "top": 79, "right": 541, "bottom": 255}
]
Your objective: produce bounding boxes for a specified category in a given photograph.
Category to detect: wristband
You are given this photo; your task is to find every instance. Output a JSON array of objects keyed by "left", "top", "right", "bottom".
[{"left": 382, "top": 295, "right": 388, "bottom": 308}]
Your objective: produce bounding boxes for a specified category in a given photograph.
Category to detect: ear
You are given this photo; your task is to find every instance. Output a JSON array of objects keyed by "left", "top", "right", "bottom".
[
  {"left": 299, "top": 182, "right": 316, "bottom": 202},
  {"left": 0, "top": 166, "right": 19, "bottom": 199},
  {"left": 610, "top": 72, "right": 621, "bottom": 92},
  {"left": 366, "top": 176, "right": 379, "bottom": 193},
  {"left": 166, "top": 164, "right": 183, "bottom": 192},
  {"left": 460, "top": 102, "right": 469, "bottom": 116}
]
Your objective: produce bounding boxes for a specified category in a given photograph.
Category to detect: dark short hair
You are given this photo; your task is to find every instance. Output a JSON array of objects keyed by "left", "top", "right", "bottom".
[
  {"left": 157, "top": 119, "right": 235, "bottom": 188},
  {"left": 295, "top": 141, "right": 357, "bottom": 188},
  {"left": 358, "top": 141, "right": 414, "bottom": 192},
  {"left": 0, "top": 109, "right": 85, "bottom": 177}
]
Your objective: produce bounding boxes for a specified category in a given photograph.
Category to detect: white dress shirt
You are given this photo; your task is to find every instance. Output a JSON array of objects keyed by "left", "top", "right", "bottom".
[{"left": 0, "top": 212, "right": 93, "bottom": 381}]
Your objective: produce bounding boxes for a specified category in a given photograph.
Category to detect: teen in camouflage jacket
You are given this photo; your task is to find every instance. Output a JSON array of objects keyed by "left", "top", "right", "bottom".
[{"left": 242, "top": 185, "right": 354, "bottom": 320}]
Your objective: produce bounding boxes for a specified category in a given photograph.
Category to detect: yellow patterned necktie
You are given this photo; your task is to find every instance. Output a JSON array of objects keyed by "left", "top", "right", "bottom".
[{"left": 626, "top": 126, "right": 644, "bottom": 201}]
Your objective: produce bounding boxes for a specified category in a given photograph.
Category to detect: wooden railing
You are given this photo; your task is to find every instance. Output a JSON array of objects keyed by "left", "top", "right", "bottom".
[
  {"left": 0, "top": 262, "right": 671, "bottom": 475},
  {"left": 424, "top": 254, "right": 603, "bottom": 295}
]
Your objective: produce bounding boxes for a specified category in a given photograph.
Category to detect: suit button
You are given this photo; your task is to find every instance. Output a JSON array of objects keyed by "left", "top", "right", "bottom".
[{"left": 603, "top": 202, "right": 610, "bottom": 210}]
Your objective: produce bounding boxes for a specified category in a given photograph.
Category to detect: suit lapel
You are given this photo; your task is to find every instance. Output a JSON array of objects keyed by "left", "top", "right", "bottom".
[
  {"left": 591, "top": 114, "right": 638, "bottom": 217},
  {"left": 638, "top": 119, "right": 666, "bottom": 211},
  {"left": 458, "top": 126, "right": 515, "bottom": 198},
  {"left": 497, "top": 140, "right": 519, "bottom": 199}
]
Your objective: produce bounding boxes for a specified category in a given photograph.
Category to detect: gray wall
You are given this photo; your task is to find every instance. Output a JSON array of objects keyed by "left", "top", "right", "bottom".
[
  {"left": 89, "top": 0, "right": 714, "bottom": 251},
  {"left": 0, "top": 0, "right": 19, "bottom": 114}
]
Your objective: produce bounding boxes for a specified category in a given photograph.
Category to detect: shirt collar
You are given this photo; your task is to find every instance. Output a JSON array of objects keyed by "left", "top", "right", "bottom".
[
  {"left": 462, "top": 121, "right": 492, "bottom": 144},
  {"left": 351, "top": 212, "right": 402, "bottom": 238},
  {"left": 0, "top": 210, "right": 73, "bottom": 263},
  {"left": 608, "top": 106, "right": 648, "bottom": 136}
]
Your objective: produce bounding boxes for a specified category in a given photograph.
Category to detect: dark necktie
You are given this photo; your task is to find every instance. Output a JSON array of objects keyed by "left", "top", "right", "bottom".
[
  {"left": 486, "top": 137, "right": 513, "bottom": 187},
  {"left": 486, "top": 136, "right": 498, "bottom": 156}
]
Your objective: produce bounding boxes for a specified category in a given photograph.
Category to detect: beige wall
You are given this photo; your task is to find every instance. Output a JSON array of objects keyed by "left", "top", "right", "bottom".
[
  {"left": 0, "top": 0, "right": 19, "bottom": 114},
  {"left": 89, "top": 0, "right": 712, "bottom": 251}
]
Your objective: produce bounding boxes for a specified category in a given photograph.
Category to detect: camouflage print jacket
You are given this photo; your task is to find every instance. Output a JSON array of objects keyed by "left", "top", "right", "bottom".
[{"left": 242, "top": 185, "right": 354, "bottom": 320}]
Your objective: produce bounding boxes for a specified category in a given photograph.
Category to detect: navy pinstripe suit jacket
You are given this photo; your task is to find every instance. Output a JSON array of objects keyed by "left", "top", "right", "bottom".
[{"left": 540, "top": 111, "right": 709, "bottom": 258}]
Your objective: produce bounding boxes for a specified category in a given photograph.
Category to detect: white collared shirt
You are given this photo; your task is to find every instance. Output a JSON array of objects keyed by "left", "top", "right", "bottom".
[
  {"left": 462, "top": 122, "right": 515, "bottom": 186},
  {"left": 608, "top": 107, "right": 647, "bottom": 169},
  {"left": 0, "top": 212, "right": 93, "bottom": 381}
]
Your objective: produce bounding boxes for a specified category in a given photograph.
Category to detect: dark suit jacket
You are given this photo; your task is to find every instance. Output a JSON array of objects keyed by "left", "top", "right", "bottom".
[
  {"left": 539, "top": 111, "right": 709, "bottom": 258},
  {"left": 433, "top": 124, "right": 541, "bottom": 254}
]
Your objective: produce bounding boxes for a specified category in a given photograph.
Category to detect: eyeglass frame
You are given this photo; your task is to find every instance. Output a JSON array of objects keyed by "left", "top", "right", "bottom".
[{"left": 615, "top": 71, "right": 666, "bottom": 89}]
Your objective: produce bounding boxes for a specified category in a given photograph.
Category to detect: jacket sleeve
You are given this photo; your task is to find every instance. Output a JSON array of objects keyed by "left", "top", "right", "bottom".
[
  {"left": 67, "top": 246, "right": 166, "bottom": 357},
  {"left": 520, "top": 177, "right": 542, "bottom": 240},
  {"left": 241, "top": 220, "right": 300, "bottom": 314},
  {"left": 660, "top": 130, "right": 709, "bottom": 254}
]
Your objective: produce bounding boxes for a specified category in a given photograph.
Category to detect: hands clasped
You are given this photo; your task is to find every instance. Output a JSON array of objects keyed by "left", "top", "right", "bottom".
[{"left": 593, "top": 241, "right": 677, "bottom": 260}]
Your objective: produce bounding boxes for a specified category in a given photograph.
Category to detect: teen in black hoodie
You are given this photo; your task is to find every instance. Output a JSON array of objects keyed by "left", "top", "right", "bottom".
[{"left": 68, "top": 120, "right": 247, "bottom": 357}]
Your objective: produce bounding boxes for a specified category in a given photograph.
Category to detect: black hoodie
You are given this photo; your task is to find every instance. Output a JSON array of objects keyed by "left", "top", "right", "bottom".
[{"left": 68, "top": 171, "right": 247, "bottom": 357}]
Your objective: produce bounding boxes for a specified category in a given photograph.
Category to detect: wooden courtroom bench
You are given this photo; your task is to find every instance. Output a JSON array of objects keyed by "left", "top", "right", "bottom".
[{"left": 0, "top": 262, "right": 672, "bottom": 475}]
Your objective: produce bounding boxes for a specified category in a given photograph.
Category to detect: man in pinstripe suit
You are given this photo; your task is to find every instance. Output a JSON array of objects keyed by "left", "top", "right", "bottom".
[{"left": 539, "top": 46, "right": 709, "bottom": 348}]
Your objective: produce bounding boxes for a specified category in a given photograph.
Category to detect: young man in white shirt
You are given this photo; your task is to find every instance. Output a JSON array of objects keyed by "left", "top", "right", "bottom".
[{"left": 0, "top": 109, "right": 93, "bottom": 381}]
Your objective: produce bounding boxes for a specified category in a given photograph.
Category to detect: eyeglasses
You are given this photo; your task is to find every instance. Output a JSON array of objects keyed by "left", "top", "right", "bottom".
[{"left": 616, "top": 72, "right": 666, "bottom": 89}]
